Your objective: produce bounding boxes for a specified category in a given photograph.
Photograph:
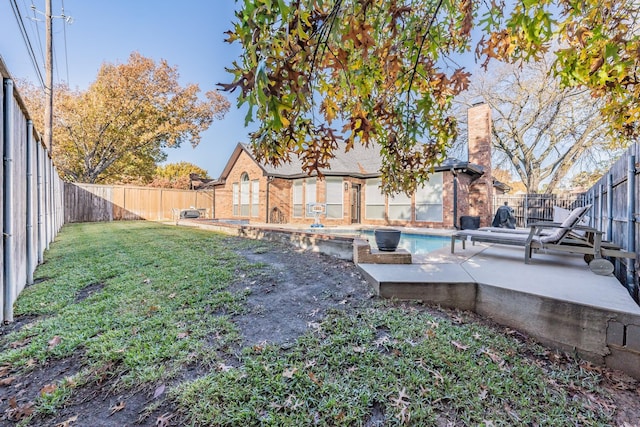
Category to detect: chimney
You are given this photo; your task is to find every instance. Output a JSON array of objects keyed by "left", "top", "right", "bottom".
[{"left": 467, "top": 103, "right": 493, "bottom": 227}]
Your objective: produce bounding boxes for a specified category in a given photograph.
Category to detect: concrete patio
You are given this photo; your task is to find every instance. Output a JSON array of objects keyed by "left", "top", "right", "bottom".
[{"left": 357, "top": 242, "right": 640, "bottom": 378}]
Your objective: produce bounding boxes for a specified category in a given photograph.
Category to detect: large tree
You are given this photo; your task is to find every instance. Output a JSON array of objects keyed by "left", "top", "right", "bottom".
[
  {"left": 223, "top": 0, "right": 639, "bottom": 194},
  {"left": 21, "top": 52, "right": 230, "bottom": 184},
  {"left": 463, "top": 59, "right": 621, "bottom": 194}
]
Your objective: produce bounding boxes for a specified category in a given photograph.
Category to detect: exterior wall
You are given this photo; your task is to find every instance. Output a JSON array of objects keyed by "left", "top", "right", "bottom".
[
  {"left": 213, "top": 150, "right": 268, "bottom": 221},
  {"left": 467, "top": 103, "right": 493, "bottom": 227}
]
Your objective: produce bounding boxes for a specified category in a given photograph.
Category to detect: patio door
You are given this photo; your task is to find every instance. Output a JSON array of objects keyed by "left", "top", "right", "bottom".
[{"left": 350, "top": 184, "right": 361, "bottom": 224}]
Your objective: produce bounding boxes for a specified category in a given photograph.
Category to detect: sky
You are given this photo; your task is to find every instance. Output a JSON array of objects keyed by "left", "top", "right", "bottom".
[{"left": 0, "top": 0, "right": 254, "bottom": 179}]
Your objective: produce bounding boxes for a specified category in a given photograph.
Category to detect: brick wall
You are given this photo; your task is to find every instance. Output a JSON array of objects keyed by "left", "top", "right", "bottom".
[{"left": 467, "top": 103, "right": 493, "bottom": 227}]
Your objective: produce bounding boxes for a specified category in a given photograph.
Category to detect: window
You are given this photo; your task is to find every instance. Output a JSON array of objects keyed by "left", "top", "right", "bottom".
[
  {"left": 415, "top": 173, "right": 443, "bottom": 222},
  {"left": 232, "top": 183, "right": 239, "bottom": 216},
  {"left": 365, "top": 178, "right": 385, "bottom": 219},
  {"left": 292, "top": 179, "right": 303, "bottom": 218},
  {"left": 325, "top": 177, "right": 343, "bottom": 219},
  {"left": 305, "top": 178, "right": 317, "bottom": 217},
  {"left": 388, "top": 192, "right": 412, "bottom": 221},
  {"left": 251, "top": 180, "right": 259, "bottom": 217},
  {"left": 240, "top": 173, "right": 250, "bottom": 216}
]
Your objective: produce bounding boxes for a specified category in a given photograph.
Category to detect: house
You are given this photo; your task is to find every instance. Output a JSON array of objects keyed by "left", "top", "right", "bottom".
[{"left": 209, "top": 103, "right": 499, "bottom": 228}]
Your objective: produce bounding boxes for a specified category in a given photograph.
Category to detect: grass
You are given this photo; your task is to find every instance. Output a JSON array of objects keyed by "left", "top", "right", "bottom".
[{"left": 0, "top": 221, "right": 620, "bottom": 425}]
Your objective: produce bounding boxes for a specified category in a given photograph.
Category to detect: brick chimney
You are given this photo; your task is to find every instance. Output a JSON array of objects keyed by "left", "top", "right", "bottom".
[{"left": 467, "top": 103, "right": 493, "bottom": 227}]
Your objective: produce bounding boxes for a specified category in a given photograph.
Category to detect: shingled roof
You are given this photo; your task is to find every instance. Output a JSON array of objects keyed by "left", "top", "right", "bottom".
[{"left": 216, "top": 142, "right": 484, "bottom": 183}]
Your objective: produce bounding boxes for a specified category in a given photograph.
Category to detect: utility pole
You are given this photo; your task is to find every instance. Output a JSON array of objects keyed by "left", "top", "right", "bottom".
[{"left": 44, "top": 0, "right": 53, "bottom": 153}]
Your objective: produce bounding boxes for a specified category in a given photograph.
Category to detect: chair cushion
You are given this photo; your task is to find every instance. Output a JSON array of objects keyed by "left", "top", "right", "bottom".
[{"left": 539, "top": 205, "right": 590, "bottom": 243}]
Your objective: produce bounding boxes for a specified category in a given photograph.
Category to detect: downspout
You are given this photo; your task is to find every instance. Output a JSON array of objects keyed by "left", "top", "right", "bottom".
[
  {"left": 627, "top": 155, "right": 637, "bottom": 300},
  {"left": 26, "top": 120, "right": 33, "bottom": 285},
  {"left": 3, "top": 79, "right": 15, "bottom": 321},
  {"left": 265, "top": 177, "right": 271, "bottom": 224},
  {"left": 451, "top": 168, "right": 458, "bottom": 229}
]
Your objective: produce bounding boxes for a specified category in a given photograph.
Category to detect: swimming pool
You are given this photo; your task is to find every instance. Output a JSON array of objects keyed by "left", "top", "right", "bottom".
[
  {"left": 308, "top": 228, "right": 450, "bottom": 255},
  {"left": 359, "top": 230, "right": 449, "bottom": 254}
]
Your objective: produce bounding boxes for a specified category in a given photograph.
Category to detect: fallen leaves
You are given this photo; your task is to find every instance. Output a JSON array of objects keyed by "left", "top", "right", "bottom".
[
  {"left": 153, "top": 384, "right": 166, "bottom": 399},
  {"left": 451, "top": 340, "right": 469, "bottom": 351},
  {"left": 40, "top": 383, "right": 58, "bottom": 396},
  {"left": 0, "top": 376, "right": 16, "bottom": 386},
  {"left": 156, "top": 412, "right": 175, "bottom": 427},
  {"left": 48, "top": 335, "right": 62, "bottom": 350},
  {"left": 5, "top": 397, "right": 34, "bottom": 421},
  {"left": 109, "top": 401, "right": 126, "bottom": 415},
  {"left": 55, "top": 415, "right": 78, "bottom": 427},
  {"left": 9, "top": 337, "right": 31, "bottom": 349},
  {"left": 390, "top": 387, "right": 411, "bottom": 424}
]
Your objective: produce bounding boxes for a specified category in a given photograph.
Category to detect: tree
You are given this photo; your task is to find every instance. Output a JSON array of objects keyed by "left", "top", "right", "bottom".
[
  {"left": 21, "top": 52, "right": 230, "bottom": 183},
  {"left": 223, "top": 0, "right": 639, "bottom": 194},
  {"left": 462, "top": 59, "right": 621, "bottom": 194},
  {"left": 150, "top": 162, "right": 211, "bottom": 189}
]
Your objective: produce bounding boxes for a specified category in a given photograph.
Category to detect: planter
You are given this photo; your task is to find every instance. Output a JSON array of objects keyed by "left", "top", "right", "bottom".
[{"left": 374, "top": 229, "right": 401, "bottom": 252}]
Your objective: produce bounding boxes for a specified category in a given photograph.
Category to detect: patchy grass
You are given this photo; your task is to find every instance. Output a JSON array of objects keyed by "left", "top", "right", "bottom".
[{"left": 0, "top": 221, "right": 633, "bottom": 426}]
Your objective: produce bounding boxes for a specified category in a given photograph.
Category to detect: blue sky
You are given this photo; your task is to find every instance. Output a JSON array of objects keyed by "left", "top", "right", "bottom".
[{"left": 0, "top": 0, "right": 253, "bottom": 178}]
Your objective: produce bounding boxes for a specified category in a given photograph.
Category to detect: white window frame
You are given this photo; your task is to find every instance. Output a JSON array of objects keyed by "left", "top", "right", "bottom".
[
  {"left": 325, "top": 177, "right": 343, "bottom": 219},
  {"left": 364, "top": 178, "right": 385, "bottom": 220},
  {"left": 251, "top": 180, "right": 260, "bottom": 217},
  {"left": 415, "top": 173, "right": 443, "bottom": 222},
  {"left": 388, "top": 192, "right": 412, "bottom": 221},
  {"left": 305, "top": 178, "right": 317, "bottom": 218},
  {"left": 292, "top": 179, "right": 303, "bottom": 218},
  {"left": 240, "top": 173, "right": 250, "bottom": 217},
  {"left": 232, "top": 183, "right": 239, "bottom": 216}
]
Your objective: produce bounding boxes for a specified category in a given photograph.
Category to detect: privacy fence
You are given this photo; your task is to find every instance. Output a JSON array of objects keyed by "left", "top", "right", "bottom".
[
  {"left": 2, "top": 61, "right": 64, "bottom": 322},
  {"left": 493, "top": 143, "right": 640, "bottom": 302},
  {"left": 64, "top": 183, "right": 214, "bottom": 223}
]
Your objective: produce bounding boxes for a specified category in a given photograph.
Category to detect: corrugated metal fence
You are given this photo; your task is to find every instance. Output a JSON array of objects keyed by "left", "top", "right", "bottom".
[
  {"left": 2, "top": 61, "right": 64, "bottom": 322},
  {"left": 64, "top": 183, "right": 214, "bottom": 223}
]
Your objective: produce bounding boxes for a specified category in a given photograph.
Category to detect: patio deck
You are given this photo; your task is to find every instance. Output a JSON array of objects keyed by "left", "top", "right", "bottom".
[{"left": 357, "top": 242, "right": 640, "bottom": 378}]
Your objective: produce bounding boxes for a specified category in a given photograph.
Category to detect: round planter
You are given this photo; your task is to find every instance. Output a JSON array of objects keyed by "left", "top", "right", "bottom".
[{"left": 374, "top": 229, "right": 401, "bottom": 252}]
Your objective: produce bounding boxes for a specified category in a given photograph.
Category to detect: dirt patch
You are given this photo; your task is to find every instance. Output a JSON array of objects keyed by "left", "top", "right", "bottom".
[
  {"left": 0, "top": 238, "right": 638, "bottom": 426},
  {"left": 74, "top": 282, "right": 106, "bottom": 303}
]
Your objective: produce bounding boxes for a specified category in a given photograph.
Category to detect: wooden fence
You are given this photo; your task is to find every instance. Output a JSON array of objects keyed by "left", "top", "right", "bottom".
[
  {"left": 493, "top": 143, "right": 639, "bottom": 302},
  {"left": 583, "top": 143, "right": 639, "bottom": 302},
  {"left": 64, "top": 183, "right": 214, "bottom": 223},
  {"left": 2, "top": 60, "right": 64, "bottom": 322}
]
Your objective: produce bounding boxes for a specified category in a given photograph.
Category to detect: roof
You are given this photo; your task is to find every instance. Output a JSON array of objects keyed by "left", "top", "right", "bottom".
[{"left": 215, "top": 143, "right": 485, "bottom": 184}]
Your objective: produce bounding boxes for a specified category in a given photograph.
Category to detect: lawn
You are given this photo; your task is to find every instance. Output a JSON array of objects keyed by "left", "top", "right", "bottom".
[{"left": 0, "top": 221, "right": 636, "bottom": 426}]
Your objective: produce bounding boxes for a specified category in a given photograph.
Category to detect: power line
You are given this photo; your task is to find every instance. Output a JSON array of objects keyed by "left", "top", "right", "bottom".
[
  {"left": 9, "top": 0, "right": 45, "bottom": 88},
  {"left": 61, "top": 0, "right": 70, "bottom": 83}
]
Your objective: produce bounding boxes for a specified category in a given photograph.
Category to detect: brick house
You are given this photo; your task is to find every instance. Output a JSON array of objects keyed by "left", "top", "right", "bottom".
[{"left": 210, "top": 103, "right": 500, "bottom": 228}]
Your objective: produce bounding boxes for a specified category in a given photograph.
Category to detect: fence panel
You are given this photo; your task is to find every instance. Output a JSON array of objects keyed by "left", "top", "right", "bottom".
[
  {"left": 583, "top": 143, "right": 639, "bottom": 301},
  {"left": 64, "top": 183, "right": 213, "bottom": 223},
  {"left": 493, "top": 194, "right": 585, "bottom": 228},
  {"left": 2, "top": 60, "right": 64, "bottom": 322}
]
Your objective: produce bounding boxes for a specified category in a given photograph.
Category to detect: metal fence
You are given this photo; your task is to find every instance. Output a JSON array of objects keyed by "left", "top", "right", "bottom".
[
  {"left": 2, "top": 60, "right": 64, "bottom": 322},
  {"left": 493, "top": 194, "right": 586, "bottom": 228}
]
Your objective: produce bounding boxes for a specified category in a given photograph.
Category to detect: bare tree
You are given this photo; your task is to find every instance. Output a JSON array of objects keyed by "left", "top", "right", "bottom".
[{"left": 458, "top": 59, "right": 624, "bottom": 194}]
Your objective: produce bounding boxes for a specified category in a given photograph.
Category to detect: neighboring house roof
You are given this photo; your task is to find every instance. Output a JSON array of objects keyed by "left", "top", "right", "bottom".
[
  {"left": 215, "top": 142, "right": 485, "bottom": 184},
  {"left": 493, "top": 178, "right": 512, "bottom": 193}
]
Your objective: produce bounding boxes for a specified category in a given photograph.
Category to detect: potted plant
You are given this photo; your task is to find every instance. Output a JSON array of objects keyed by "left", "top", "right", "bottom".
[{"left": 374, "top": 228, "right": 401, "bottom": 251}]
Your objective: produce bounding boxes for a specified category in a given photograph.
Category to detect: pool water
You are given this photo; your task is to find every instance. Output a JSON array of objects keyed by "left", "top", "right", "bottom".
[{"left": 360, "top": 230, "right": 449, "bottom": 255}]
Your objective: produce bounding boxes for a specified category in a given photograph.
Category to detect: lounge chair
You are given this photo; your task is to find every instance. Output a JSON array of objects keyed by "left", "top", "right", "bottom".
[{"left": 451, "top": 205, "right": 635, "bottom": 275}]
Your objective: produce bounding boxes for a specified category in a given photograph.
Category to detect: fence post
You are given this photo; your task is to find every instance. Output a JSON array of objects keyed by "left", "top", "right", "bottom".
[
  {"left": 607, "top": 174, "right": 613, "bottom": 241},
  {"left": 3, "top": 78, "right": 14, "bottom": 322},
  {"left": 26, "top": 121, "right": 34, "bottom": 285},
  {"left": 599, "top": 184, "right": 605, "bottom": 232},
  {"left": 524, "top": 194, "right": 528, "bottom": 227},
  {"left": 627, "top": 155, "right": 637, "bottom": 301}
]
